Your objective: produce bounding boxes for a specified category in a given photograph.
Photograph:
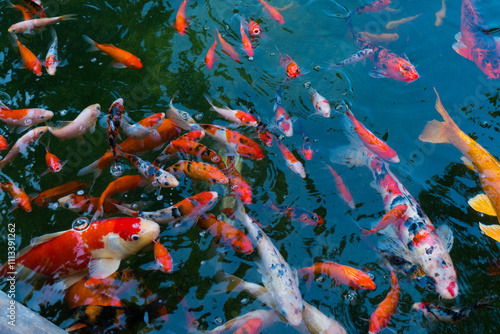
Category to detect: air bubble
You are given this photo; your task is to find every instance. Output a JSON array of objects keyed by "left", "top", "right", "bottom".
[
  {"left": 346, "top": 291, "right": 357, "bottom": 303},
  {"left": 199, "top": 231, "right": 206, "bottom": 237},
  {"left": 141, "top": 193, "right": 147, "bottom": 199},
  {"left": 201, "top": 260, "right": 206, "bottom": 265},
  {"left": 313, "top": 65, "right": 320, "bottom": 71},
  {"left": 217, "top": 215, "right": 224, "bottom": 221},
  {"left": 77, "top": 190, "right": 85, "bottom": 195},
  {"left": 91, "top": 58, "right": 97, "bottom": 63},
  {"left": 195, "top": 113, "right": 203, "bottom": 120},
  {"left": 368, "top": 273, "right": 375, "bottom": 280},
  {"left": 72, "top": 217, "right": 90, "bottom": 231},
  {"left": 214, "top": 317, "right": 223, "bottom": 325},
  {"left": 157, "top": 195, "right": 164, "bottom": 201},
  {"left": 48, "top": 202, "right": 59, "bottom": 210},
  {"left": 111, "top": 163, "right": 124, "bottom": 176},
  {"left": 60, "top": 109, "right": 68, "bottom": 116},
  {"left": 303, "top": 81, "right": 311, "bottom": 89},
  {"left": 315, "top": 276, "right": 324, "bottom": 283},
  {"left": 241, "top": 298, "right": 248, "bottom": 304},
  {"left": 174, "top": 222, "right": 182, "bottom": 228}
]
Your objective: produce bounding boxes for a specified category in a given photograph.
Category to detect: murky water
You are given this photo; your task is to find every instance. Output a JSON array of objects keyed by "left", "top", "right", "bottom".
[{"left": 1, "top": 0, "right": 500, "bottom": 333}]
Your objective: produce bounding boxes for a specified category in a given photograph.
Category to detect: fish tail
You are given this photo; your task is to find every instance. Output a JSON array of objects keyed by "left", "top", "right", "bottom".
[
  {"left": 82, "top": 35, "right": 99, "bottom": 52},
  {"left": 329, "top": 144, "right": 368, "bottom": 168},
  {"left": 360, "top": 228, "right": 374, "bottom": 237},
  {"left": 475, "top": 295, "right": 498, "bottom": 310},
  {"left": 297, "top": 267, "right": 314, "bottom": 290},
  {"left": 77, "top": 158, "right": 102, "bottom": 178},
  {"left": 203, "top": 93, "right": 215, "bottom": 110},
  {"left": 418, "top": 120, "right": 450, "bottom": 144},
  {"left": 60, "top": 14, "right": 77, "bottom": 21},
  {"left": 479, "top": 223, "right": 500, "bottom": 243},
  {"left": 113, "top": 203, "right": 138, "bottom": 217}
]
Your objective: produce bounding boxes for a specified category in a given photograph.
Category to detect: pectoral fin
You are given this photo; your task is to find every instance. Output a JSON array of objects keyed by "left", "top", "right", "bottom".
[
  {"left": 479, "top": 223, "right": 500, "bottom": 243},
  {"left": 89, "top": 258, "right": 121, "bottom": 279},
  {"left": 461, "top": 156, "right": 476, "bottom": 171},
  {"left": 437, "top": 225, "right": 454, "bottom": 252},
  {"left": 452, "top": 42, "right": 472, "bottom": 60},
  {"left": 369, "top": 68, "right": 389, "bottom": 79},
  {"left": 468, "top": 194, "right": 497, "bottom": 216}
]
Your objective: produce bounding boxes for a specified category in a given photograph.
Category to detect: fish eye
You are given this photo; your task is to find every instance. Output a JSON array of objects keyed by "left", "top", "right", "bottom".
[
  {"left": 235, "top": 245, "right": 241, "bottom": 250},
  {"left": 281, "top": 308, "right": 287, "bottom": 316},
  {"left": 131, "top": 234, "right": 140, "bottom": 241}
]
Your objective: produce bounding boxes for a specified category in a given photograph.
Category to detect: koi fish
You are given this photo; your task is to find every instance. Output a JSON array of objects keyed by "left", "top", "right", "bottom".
[
  {"left": 256, "top": 120, "right": 273, "bottom": 147},
  {"left": 233, "top": 205, "right": 304, "bottom": 326},
  {"left": 266, "top": 200, "right": 323, "bottom": 226},
  {"left": 204, "top": 94, "right": 258, "bottom": 127},
  {"left": 386, "top": 14, "right": 421, "bottom": 30},
  {"left": 58, "top": 194, "right": 127, "bottom": 215},
  {"left": 174, "top": 0, "right": 189, "bottom": 36},
  {"left": 197, "top": 213, "right": 253, "bottom": 254},
  {"left": 419, "top": 89, "right": 500, "bottom": 242},
  {"left": 12, "top": 4, "right": 33, "bottom": 21},
  {"left": 115, "top": 191, "right": 219, "bottom": 227},
  {"left": 334, "top": 49, "right": 373, "bottom": 67},
  {"left": 0, "top": 135, "right": 8, "bottom": 150},
  {"left": 205, "top": 310, "right": 274, "bottom": 334},
  {"left": 19, "top": 0, "right": 45, "bottom": 18},
  {"left": 277, "top": 50, "right": 301, "bottom": 78},
  {"left": 165, "top": 160, "right": 228, "bottom": 184},
  {"left": 331, "top": 142, "right": 458, "bottom": 299},
  {"left": 347, "top": 21, "right": 419, "bottom": 82},
  {"left": 413, "top": 296, "right": 496, "bottom": 322},
  {"left": 1, "top": 181, "right": 31, "bottom": 212},
  {"left": 326, "top": 164, "right": 355, "bottom": 209},
  {"left": 45, "top": 149, "right": 63, "bottom": 173},
  {"left": 205, "top": 32, "right": 218, "bottom": 69},
  {"left": 32, "top": 180, "right": 87, "bottom": 207},
  {"left": 217, "top": 273, "right": 348, "bottom": 333},
  {"left": 121, "top": 113, "right": 164, "bottom": 139},
  {"left": 298, "top": 261, "right": 376, "bottom": 290},
  {"left": 216, "top": 29, "right": 240, "bottom": 63},
  {"left": 248, "top": 19, "right": 262, "bottom": 37},
  {"left": 154, "top": 240, "right": 173, "bottom": 273},
  {"left": 337, "top": 103, "right": 399, "bottom": 163},
  {"left": 276, "top": 139, "right": 306, "bottom": 178},
  {"left": 201, "top": 124, "right": 264, "bottom": 160},
  {"left": 65, "top": 272, "right": 125, "bottom": 310},
  {"left": 225, "top": 160, "right": 253, "bottom": 205},
  {"left": 308, "top": 87, "right": 330, "bottom": 118},
  {"left": 0, "top": 126, "right": 48, "bottom": 168},
  {"left": 297, "top": 121, "right": 313, "bottom": 160},
  {"left": 78, "top": 119, "right": 182, "bottom": 178},
  {"left": 83, "top": 35, "right": 143, "bottom": 69},
  {"left": 48, "top": 104, "right": 101, "bottom": 139},
  {"left": 154, "top": 139, "right": 224, "bottom": 170},
  {"left": 347, "top": 0, "right": 392, "bottom": 19},
  {"left": 9, "top": 15, "right": 75, "bottom": 33},
  {"left": 453, "top": 0, "right": 500, "bottom": 79},
  {"left": 257, "top": 0, "right": 284, "bottom": 25},
  {"left": 274, "top": 87, "right": 293, "bottom": 137},
  {"left": 45, "top": 28, "right": 59, "bottom": 75},
  {"left": 107, "top": 98, "right": 124, "bottom": 165},
  {"left": 359, "top": 32, "right": 399, "bottom": 43},
  {"left": 0, "top": 217, "right": 160, "bottom": 286},
  {"left": 0, "top": 100, "right": 53, "bottom": 131},
  {"left": 368, "top": 267, "right": 399, "bottom": 334},
  {"left": 382, "top": 253, "right": 436, "bottom": 292},
  {"left": 240, "top": 17, "right": 254, "bottom": 59},
  {"left": 435, "top": 0, "right": 446, "bottom": 27},
  {"left": 361, "top": 204, "right": 407, "bottom": 236},
  {"left": 14, "top": 35, "right": 42, "bottom": 76}
]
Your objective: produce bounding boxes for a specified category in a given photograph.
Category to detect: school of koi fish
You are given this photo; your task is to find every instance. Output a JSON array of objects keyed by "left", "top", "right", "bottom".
[{"left": 1, "top": 0, "right": 500, "bottom": 333}]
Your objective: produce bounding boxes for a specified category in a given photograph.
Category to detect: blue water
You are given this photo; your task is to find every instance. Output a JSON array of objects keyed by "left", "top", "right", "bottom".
[{"left": 1, "top": 0, "right": 500, "bottom": 333}]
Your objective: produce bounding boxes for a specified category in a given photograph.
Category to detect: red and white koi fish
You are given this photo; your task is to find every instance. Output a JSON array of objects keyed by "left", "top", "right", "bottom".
[
  {"left": 1, "top": 181, "right": 32, "bottom": 212},
  {"left": 368, "top": 267, "right": 399, "bottom": 334},
  {"left": 9, "top": 14, "right": 75, "bottom": 33},
  {"left": 267, "top": 200, "right": 322, "bottom": 225},
  {"left": 174, "top": 0, "right": 189, "bottom": 36},
  {"left": 248, "top": 19, "right": 262, "bottom": 37},
  {"left": 276, "top": 138, "right": 305, "bottom": 178},
  {"left": 14, "top": 35, "right": 42, "bottom": 76},
  {"left": 336, "top": 103, "right": 399, "bottom": 163},
  {"left": 197, "top": 213, "right": 253, "bottom": 254},
  {"left": 205, "top": 32, "right": 218, "bottom": 69},
  {"left": 256, "top": 120, "right": 274, "bottom": 147},
  {"left": 204, "top": 94, "right": 258, "bottom": 127},
  {"left": 331, "top": 142, "right": 458, "bottom": 299},
  {"left": 326, "top": 164, "right": 355, "bottom": 209},
  {"left": 346, "top": 0, "right": 392, "bottom": 19},
  {"left": 154, "top": 240, "right": 173, "bottom": 273},
  {"left": 257, "top": 0, "right": 284, "bottom": 24},
  {"left": 0, "top": 99, "right": 53, "bottom": 131},
  {"left": 298, "top": 261, "right": 376, "bottom": 290},
  {"left": 83, "top": 35, "right": 143, "bottom": 69},
  {"left": 48, "top": 104, "right": 100, "bottom": 139},
  {"left": 274, "top": 86, "right": 293, "bottom": 137},
  {"left": 0, "top": 126, "right": 48, "bottom": 168},
  {"left": 202, "top": 124, "right": 264, "bottom": 160},
  {"left": 361, "top": 204, "right": 407, "bottom": 236},
  {"left": 121, "top": 112, "right": 164, "bottom": 139},
  {"left": 0, "top": 135, "right": 8, "bottom": 150},
  {"left": 45, "top": 28, "right": 59, "bottom": 75},
  {"left": 240, "top": 17, "right": 254, "bottom": 59},
  {"left": 308, "top": 87, "right": 330, "bottom": 118},
  {"left": 0, "top": 217, "right": 160, "bottom": 286},
  {"left": 413, "top": 296, "right": 497, "bottom": 322},
  {"left": 225, "top": 157, "right": 253, "bottom": 204},
  {"left": 453, "top": 0, "right": 500, "bottom": 78},
  {"left": 216, "top": 28, "right": 240, "bottom": 63}
]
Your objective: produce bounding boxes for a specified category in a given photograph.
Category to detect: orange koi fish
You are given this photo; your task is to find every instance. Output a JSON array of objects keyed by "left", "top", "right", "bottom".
[
  {"left": 234, "top": 318, "right": 263, "bottom": 334},
  {"left": 0, "top": 126, "right": 48, "bottom": 168},
  {"left": 107, "top": 98, "right": 124, "bottom": 166},
  {"left": 204, "top": 94, "right": 258, "bottom": 127},
  {"left": 240, "top": 17, "right": 254, "bottom": 59},
  {"left": 225, "top": 162, "right": 253, "bottom": 205},
  {"left": 156, "top": 139, "right": 225, "bottom": 170},
  {"left": 368, "top": 268, "right": 399, "bottom": 334},
  {"left": 83, "top": 35, "right": 143, "bottom": 69},
  {"left": 277, "top": 50, "right": 301, "bottom": 79},
  {"left": 257, "top": 0, "right": 284, "bottom": 24},
  {"left": 78, "top": 120, "right": 182, "bottom": 178},
  {"left": 298, "top": 261, "right": 376, "bottom": 290},
  {"left": 165, "top": 160, "right": 228, "bottom": 184},
  {"left": 274, "top": 87, "right": 293, "bottom": 137},
  {"left": 361, "top": 204, "right": 407, "bottom": 236},
  {"left": 65, "top": 272, "right": 125, "bottom": 310},
  {"left": 115, "top": 191, "right": 219, "bottom": 227},
  {"left": 121, "top": 112, "right": 164, "bottom": 139},
  {"left": 15, "top": 36, "right": 42, "bottom": 76},
  {"left": 12, "top": 4, "right": 33, "bottom": 20},
  {"left": 0, "top": 217, "right": 160, "bottom": 284},
  {"left": 32, "top": 180, "right": 87, "bottom": 207},
  {"left": 276, "top": 139, "right": 305, "bottom": 178},
  {"left": 174, "top": 0, "right": 189, "bottom": 36},
  {"left": 386, "top": 14, "right": 421, "bottom": 30},
  {"left": 216, "top": 28, "right": 240, "bottom": 63},
  {"left": 205, "top": 33, "right": 218, "bottom": 69},
  {"left": 45, "top": 149, "right": 63, "bottom": 173},
  {"left": 0, "top": 99, "right": 54, "bottom": 130},
  {"left": 197, "top": 214, "right": 253, "bottom": 254},
  {"left": 154, "top": 240, "right": 173, "bottom": 273},
  {"left": 267, "top": 200, "right": 323, "bottom": 226},
  {"left": 359, "top": 31, "right": 399, "bottom": 43},
  {"left": 248, "top": 19, "right": 262, "bottom": 37},
  {"left": 326, "top": 164, "right": 355, "bottom": 209},
  {"left": 0, "top": 135, "right": 7, "bottom": 150},
  {"left": 1, "top": 181, "right": 32, "bottom": 212},
  {"left": 9, "top": 15, "right": 75, "bottom": 34},
  {"left": 297, "top": 121, "right": 313, "bottom": 160},
  {"left": 19, "top": 0, "right": 46, "bottom": 18}
]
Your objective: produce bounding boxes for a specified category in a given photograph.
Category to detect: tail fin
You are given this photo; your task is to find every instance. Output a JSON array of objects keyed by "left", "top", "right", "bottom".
[
  {"left": 475, "top": 295, "right": 497, "bottom": 310},
  {"left": 166, "top": 107, "right": 196, "bottom": 131},
  {"left": 82, "top": 35, "right": 99, "bottom": 52},
  {"left": 479, "top": 223, "right": 500, "bottom": 243},
  {"left": 203, "top": 93, "right": 216, "bottom": 111},
  {"left": 77, "top": 158, "right": 102, "bottom": 178},
  {"left": 329, "top": 144, "right": 368, "bottom": 168},
  {"left": 297, "top": 267, "right": 314, "bottom": 291},
  {"left": 418, "top": 120, "right": 449, "bottom": 144},
  {"left": 113, "top": 202, "right": 139, "bottom": 217}
]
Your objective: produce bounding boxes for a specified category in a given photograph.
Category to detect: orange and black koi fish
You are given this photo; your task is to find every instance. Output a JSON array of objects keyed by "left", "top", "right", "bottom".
[
  {"left": 19, "top": 0, "right": 46, "bottom": 18},
  {"left": 156, "top": 139, "right": 225, "bottom": 171},
  {"left": 165, "top": 160, "right": 228, "bottom": 184},
  {"left": 107, "top": 98, "right": 124, "bottom": 165},
  {"left": 197, "top": 213, "right": 253, "bottom": 254},
  {"left": 266, "top": 200, "right": 324, "bottom": 226}
]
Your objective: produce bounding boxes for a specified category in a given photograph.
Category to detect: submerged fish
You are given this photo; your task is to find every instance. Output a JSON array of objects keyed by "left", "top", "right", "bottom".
[
  {"left": 274, "top": 87, "right": 293, "bottom": 137},
  {"left": 174, "top": 0, "right": 189, "bottom": 36},
  {"left": 413, "top": 296, "right": 496, "bottom": 322},
  {"left": 45, "top": 28, "right": 59, "bottom": 75},
  {"left": 267, "top": 200, "right": 323, "bottom": 226},
  {"left": 368, "top": 267, "right": 399, "bottom": 334},
  {"left": 197, "top": 213, "right": 253, "bottom": 254},
  {"left": 298, "top": 261, "right": 376, "bottom": 290},
  {"left": 257, "top": 0, "right": 284, "bottom": 24},
  {"left": 107, "top": 98, "right": 124, "bottom": 166}
]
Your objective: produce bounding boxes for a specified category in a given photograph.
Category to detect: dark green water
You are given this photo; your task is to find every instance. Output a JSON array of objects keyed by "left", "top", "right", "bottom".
[{"left": 1, "top": 0, "right": 500, "bottom": 333}]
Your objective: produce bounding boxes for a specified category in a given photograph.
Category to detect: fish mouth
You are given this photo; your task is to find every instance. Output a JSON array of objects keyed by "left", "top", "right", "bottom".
[{"left": 437, "top": 280, "right": 458, "bottom": 299}]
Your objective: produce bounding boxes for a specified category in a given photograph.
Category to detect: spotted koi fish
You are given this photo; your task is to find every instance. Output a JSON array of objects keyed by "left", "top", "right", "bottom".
[
  {"left": 334, "top": 49, "right": 373, "bottom": 67},
  {"left": 274, "top": 86, "right": 293, "bottom": 137},
  {"left": 107, "top": 98, "right": 124, "bottom": 165},
  {"left": 165, "top": 160, "right": 228, "bottom": 184},
  {"left": 0, "top": 99, "right": 54, "bottom": 131},
  {"left": 152, "top": 130, "right": 206, "bottom": 165},
  {"left": 154, "top": 139, "right": 225, "bottom": 170}
]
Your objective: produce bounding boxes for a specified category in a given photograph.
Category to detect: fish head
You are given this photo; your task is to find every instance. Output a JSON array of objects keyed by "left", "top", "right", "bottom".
[
  {"left": 126, "top": 57, "right": 143, "bottom": 69},
  {"left": 286, "top": 62, "right": 301, "bottom": 78},
  {"left": 289, "top": 161, "right": 306, "bottom": 178},
  {"left": 300, "top": 142, "right": 314, "bottom": 160},
  {"left": 156, "top": 170, "right": 179, "bottom": 188},
  {"left": 59, "top": 194, "right": 89, "bottom": 211},
  {"left": 229, "top": 234, "right": 254, "bottom": 254},
  {"left": 147, "top": 113, "right": 165, "bottom": 127},
  {"left": 397, "top": 59, "right": 419, "bottom": 81},
  {"left": 315, "top": 100, "right": 331, "bottom": 118},
  {"left": 249, "top": 20, "right": 262, "bottom": 37},
  {"left": 277, "top": 292, "right": 304, "bottom": 327},
  {"left": 191, "top": 191, "right": 219, "bottom": 214}
]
